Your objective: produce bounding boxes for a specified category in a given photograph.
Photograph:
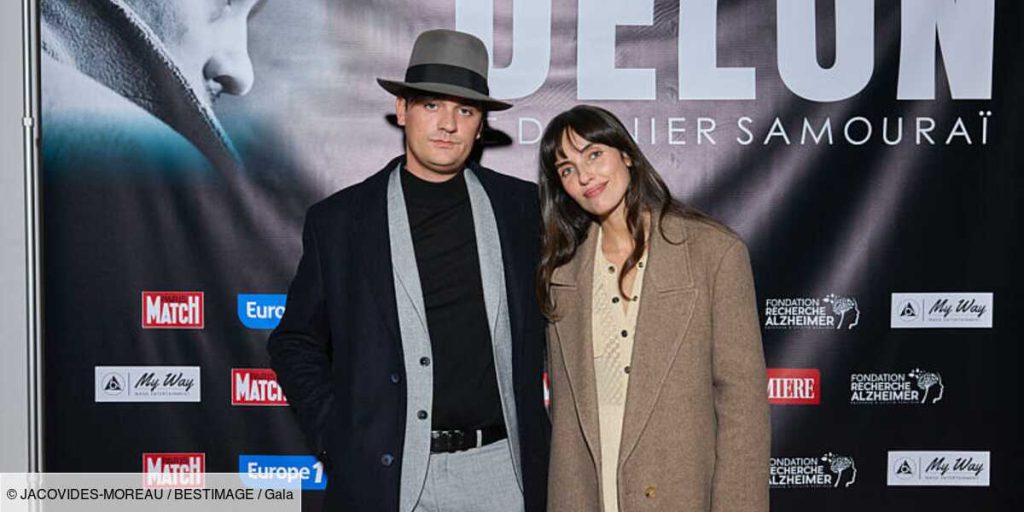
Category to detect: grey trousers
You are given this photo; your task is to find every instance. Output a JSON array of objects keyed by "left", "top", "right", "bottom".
[{"left": 412, "top": 438, "right": 524, "bottom": 512}]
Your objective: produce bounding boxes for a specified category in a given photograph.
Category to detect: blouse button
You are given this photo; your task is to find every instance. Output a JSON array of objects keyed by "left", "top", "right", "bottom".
[
  {"left": 607, "top": 266, "right": 615, "bottom": 274},
  {"left": 638, "top": 261, "right": 645, "bottom": 269},
  {"left": 620, "top": 330, "right": 628, "bottom": 338},
  {"left": 624, "top": 365, "right": 631, "bottom": 374},
  {"left": 611, "top": 297, "right": 620, "bottom": 304}
]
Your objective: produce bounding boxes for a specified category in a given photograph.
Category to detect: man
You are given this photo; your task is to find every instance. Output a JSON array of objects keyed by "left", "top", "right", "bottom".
[
  {"left": 268, "top": 30, "right": 549, "bottom": 512},
  {"left": 41, "top": 0, "right": 262, "bottom": 172}
]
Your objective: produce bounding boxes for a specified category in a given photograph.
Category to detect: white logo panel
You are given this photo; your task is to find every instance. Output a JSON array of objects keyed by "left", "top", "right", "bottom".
[{"left": 891, "top": 293, "right": 992, "bottom": 328}]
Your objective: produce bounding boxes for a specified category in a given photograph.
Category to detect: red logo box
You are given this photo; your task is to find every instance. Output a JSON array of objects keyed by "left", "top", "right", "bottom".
[
  {"left": 142, "top": 291, "right": 204, "bottom": 329},
  {"left": 767, "top": 368, "right": 821, "bottom": 405},
  {"left": 142, "top": 452, "right": 205, "bottom": 488},
  {"left": 231, "top": 368, "right": 288, "bottom": 406}
]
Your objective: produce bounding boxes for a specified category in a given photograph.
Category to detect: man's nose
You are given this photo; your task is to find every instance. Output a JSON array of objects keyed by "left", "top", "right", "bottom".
[
  {"left": 204, "top": 28, "right": 255, "bottom": 96},
  {"left": 437, "top": 106, "right": 458, "bottom": 132}
]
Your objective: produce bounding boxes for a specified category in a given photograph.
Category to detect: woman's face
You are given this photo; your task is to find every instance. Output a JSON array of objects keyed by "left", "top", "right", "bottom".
[{"left": 554, "top": 130, "right": 632, "bottom": 220}]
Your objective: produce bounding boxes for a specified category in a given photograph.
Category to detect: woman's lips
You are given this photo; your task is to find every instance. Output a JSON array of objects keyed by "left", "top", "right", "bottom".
[{"left": 583, "top": 182, "right": 607, "bottom": 199}]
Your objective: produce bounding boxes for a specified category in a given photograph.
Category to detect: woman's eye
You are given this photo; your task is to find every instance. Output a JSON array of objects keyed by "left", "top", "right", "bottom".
[
  {"left": 589, "top": 150, "right": 602, "bottom": 160},
  {"left": 559, "top": 167, "right": 574, "bottom": 178}
]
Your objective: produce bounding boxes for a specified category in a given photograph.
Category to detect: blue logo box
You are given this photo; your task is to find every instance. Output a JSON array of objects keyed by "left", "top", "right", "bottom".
[
  {"left": 238, "top": 455, "right": 326, "bottom": 490},
  {"left": 237, "top": 294, "right": 287, "bottom": 329}
]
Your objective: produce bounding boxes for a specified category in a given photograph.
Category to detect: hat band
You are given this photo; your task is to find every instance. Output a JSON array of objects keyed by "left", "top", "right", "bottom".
[{"left": 405, "top": 63, "right": 490, "bottom": 96}]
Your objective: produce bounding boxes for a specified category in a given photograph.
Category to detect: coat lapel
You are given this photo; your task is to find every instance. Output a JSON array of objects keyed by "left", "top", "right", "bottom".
[
  {"left": 551, "top": 224, "right": 603, "bottom": 471},
  {"left": 356, "top": 163, "right": 401, "bottom": 343},
  {"left": 619, "top": 215, "right": 697, "bottom": 466}
]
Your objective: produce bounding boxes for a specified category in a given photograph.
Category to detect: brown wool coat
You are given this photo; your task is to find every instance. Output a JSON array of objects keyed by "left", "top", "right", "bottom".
[{"left": 546, "top": 214, "right": 770, "bottom": 512}]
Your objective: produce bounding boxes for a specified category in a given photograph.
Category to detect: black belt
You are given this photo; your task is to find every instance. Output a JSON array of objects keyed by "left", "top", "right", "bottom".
[{"left": 430, "top": 425, "right": 507, "bottom": 453}]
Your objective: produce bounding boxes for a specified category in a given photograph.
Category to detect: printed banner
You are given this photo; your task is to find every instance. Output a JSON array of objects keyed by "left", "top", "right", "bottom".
[{"left": 40, "top": 0, "right": 1021, "bottom": 510}]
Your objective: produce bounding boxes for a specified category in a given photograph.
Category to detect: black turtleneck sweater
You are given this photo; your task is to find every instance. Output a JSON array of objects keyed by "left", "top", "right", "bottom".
[{"left": 400, "top": 168, "right": 504, "bottom": 430}]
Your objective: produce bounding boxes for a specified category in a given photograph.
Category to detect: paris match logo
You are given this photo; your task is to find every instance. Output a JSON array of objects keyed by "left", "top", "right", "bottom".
[
  {"left": 142, "top": 452, "right": 205, "bottom": 488},
  {"left": 767, "top": 369, "right": 820, "bottom": 405},
  {"left": 142, "top": 291, "right": 204, "bottom": 329},
  {"left": 770, "top": 453, "right": 857, "bottom": 489},
  {"left": 850, "top": 369, "right": 944, "bottom": 405},
  {"left": 763, "top": 294, "right": 860, "bottom": 330},
  {"left": 231, "top": 369, "right": 288, "bottom": 406}
]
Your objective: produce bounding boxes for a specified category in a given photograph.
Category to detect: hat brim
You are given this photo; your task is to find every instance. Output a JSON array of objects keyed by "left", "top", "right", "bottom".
[{"left": 377, "top": 78, "right": 513, "bottom": 111}]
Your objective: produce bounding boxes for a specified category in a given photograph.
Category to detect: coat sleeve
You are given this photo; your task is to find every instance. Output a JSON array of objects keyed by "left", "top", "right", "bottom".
[
  {"left": 709, "top": 238, "right": 770, "bottom": 512},
  {"left": 267, "top": 206, "right": 335, "bottom": 462}
]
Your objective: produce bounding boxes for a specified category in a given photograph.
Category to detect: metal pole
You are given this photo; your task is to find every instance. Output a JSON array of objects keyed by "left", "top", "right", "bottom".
[{"left": 22, "top": 0, "right": 42, "bottom": 473}]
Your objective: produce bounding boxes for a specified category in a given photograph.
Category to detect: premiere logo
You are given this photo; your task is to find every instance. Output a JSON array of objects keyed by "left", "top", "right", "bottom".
[
  {"left": 232, "top": 369, "right": 288, "bottom": 406},
  {"left": 767, "top": 369, "right": 820, "bottom": 405},
  {"left": 770, "top": 453, "right": 857, "bottom": 489},
  {"left": 763, "top": 294, "right": 860, "bottom": 330},
  {"left": 142, "top": 291, "right": 204, "bottom": 329},
  {"left": 143, "top": 452, "right": 205, "bottom": 488},
  {"left": 891, "top": 293, "right": 992, "bottom": 328},
  {"left": 887, "top": 451, "right": 989, "bottom": 486}
]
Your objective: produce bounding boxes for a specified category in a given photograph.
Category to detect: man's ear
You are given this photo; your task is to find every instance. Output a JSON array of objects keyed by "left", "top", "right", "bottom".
[{"left": 395, "top": 97, "right": 407, "bottom": 127}]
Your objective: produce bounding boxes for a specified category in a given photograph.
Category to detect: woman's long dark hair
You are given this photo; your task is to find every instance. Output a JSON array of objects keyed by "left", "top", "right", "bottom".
[{"left": 536, "top": 105, "right": 709, "bottom": 319}]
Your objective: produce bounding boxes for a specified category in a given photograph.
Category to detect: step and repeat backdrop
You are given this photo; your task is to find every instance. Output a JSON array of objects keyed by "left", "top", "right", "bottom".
[{"left": 40, "top": 0, "right": 1020, "bottom": 509}]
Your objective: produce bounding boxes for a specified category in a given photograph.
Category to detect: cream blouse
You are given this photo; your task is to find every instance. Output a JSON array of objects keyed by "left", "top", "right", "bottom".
[{"left": 591, "top": 228, "right": 647, "bottom": 512}]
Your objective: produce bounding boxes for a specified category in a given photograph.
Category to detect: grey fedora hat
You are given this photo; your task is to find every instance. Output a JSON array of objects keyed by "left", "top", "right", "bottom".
[{"left": 377, "top": 29, "right": 512, "bottom": 111}]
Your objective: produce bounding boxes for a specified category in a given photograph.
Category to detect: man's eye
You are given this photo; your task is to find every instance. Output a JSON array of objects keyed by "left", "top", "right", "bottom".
[
  {"left": 424, "top": 102, "right": 438, "bottom": 110},
  {"left": 459, "top": 108, "right": 476, "bottom": 116}
]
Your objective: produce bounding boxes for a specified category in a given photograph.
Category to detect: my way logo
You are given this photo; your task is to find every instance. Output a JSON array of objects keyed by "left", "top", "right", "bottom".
[
  {"left": 238, "top": 294, "right": 286, "bottom": 330},
  {"left": 95, "top": 366, "right": 200, "bottom": 403},
  {"left": 767, "top": 369, "right": 820, "bottom": 405},
  {"left": 232, "top": 369, "right": 288, "bottom": 406},
  {"left": 888, "top": 451, "right": 990, "bottom": 487},
  {"left": 892, "top": 293, "right": 992, "bottom": 328},
  {"left": 850, "top": 369, "right": 944, "bottom": 405},
  {"left": 142, "top": 291, "right": 204, "bottom": 329},
  {"left": 143, "top": 452, "right": 205, "bottom": 488},
  {"left": 770, "top": 453, "right": 857, "bottom": 489},
  {"left": 764, "top": 294, "right": 860, "bottom": 330},
  {"left": 239, "top": 455, "right": 326, "bottom": 490}
]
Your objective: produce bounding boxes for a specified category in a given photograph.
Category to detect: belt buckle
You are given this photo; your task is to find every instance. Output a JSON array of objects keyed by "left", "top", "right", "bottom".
[{"left": 449, "top": 430, "right": 464, "bottom": 453}]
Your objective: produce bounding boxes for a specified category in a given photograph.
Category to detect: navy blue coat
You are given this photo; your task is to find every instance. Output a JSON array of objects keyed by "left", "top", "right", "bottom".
[{"left": 268, "top": 157, "right": 550, "bottom": 511}]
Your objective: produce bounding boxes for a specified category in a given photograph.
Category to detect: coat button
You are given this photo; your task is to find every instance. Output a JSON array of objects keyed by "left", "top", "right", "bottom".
[
  {"left": 644, "top": 486, "right": 656, "bottom": 498},
  {"left": 381, "top": 453, "right": 394, "bottom": 467},
  {"left": 389, "top": 373, "right": 401, "bottom": 384},
  {"left": 419, "top": 357, "right": 431, "bottom": 367},
  {"left": 417, "top": 410, "right": 428, "bottom": 420}
]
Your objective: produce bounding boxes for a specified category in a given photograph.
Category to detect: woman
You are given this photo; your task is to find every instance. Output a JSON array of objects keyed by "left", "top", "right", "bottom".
[{"left": 537, "top": 105, "right": 769, "bottom": 512}]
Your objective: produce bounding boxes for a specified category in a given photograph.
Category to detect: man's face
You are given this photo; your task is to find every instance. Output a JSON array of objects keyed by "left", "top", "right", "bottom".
[
  {"left": 396, "top": 95, "right": 484, "bottom": 182},
  {"left": 127, "top": 0, "right": 263, "bottom": 105}
]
